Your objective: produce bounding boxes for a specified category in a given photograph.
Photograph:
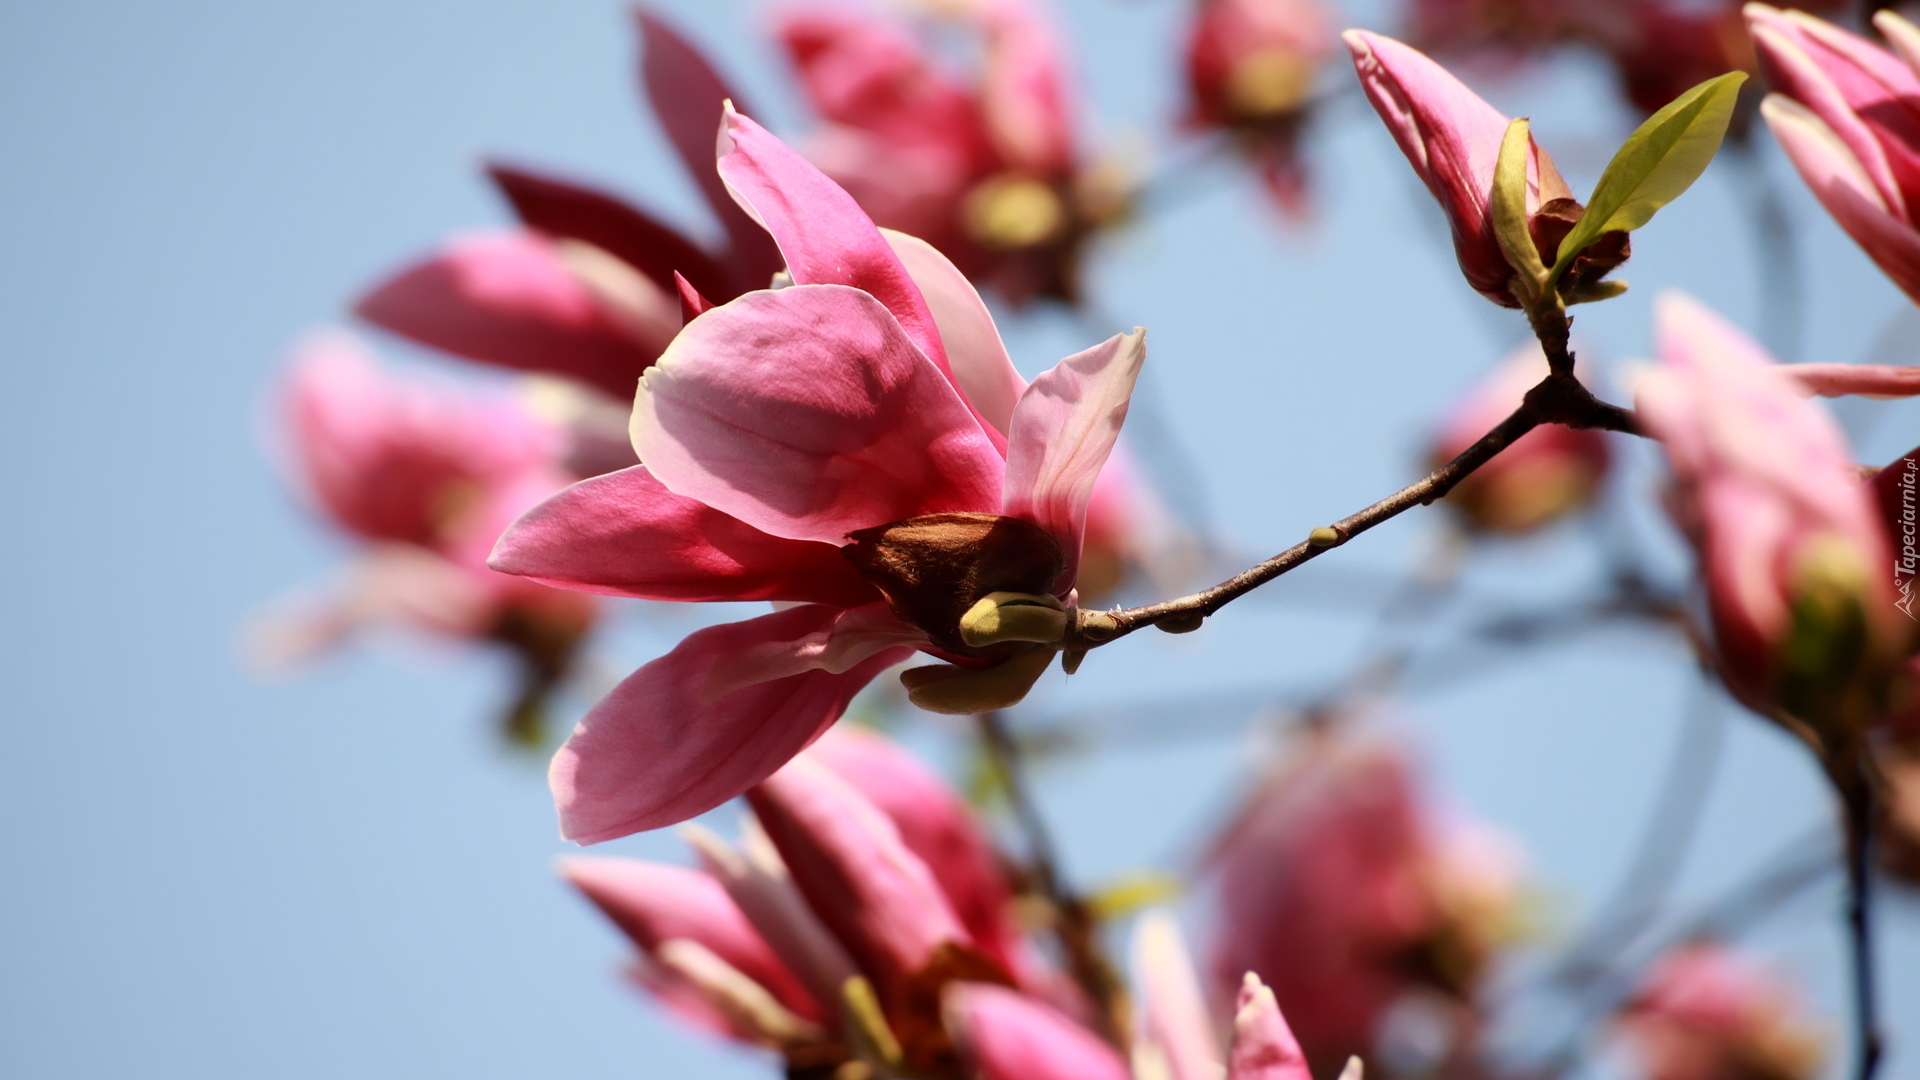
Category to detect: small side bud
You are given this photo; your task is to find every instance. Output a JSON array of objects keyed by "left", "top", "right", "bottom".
[
  {"left": 900, "top": 649, "right": 1057, "bottom": 715},
  {"left": 1060, "top": 648, "right": 1088, "bottom": 676},
  {"left": 1157, "top": 612, "right": 1206, "bottom": 634},
  {"left": 1077, "top": 609, "right": 1121, "bottom": 642},
  {"left": 959, "top": 592, "right": 1070, "bottom": 648},
  {"left": 1308, "top": 526, "right": 1344, "bottom": 548}
]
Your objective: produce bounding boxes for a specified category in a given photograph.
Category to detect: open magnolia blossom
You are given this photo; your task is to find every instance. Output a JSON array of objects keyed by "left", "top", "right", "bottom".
[
  {"left": 353, "top": 8, "right": 781, "bottom": 403},
  {"left": 1636, "top": 293, "right": 1911, "bottom": 745},
  {"left": 1343, "top": 29, "right": 1627, "bottom": 309},
  {"left": 1748, "top": 4, "right": 1920, "bottom": 307},
  {"left": 492, "top": 106, "right": 1145, "bottom": 843}
]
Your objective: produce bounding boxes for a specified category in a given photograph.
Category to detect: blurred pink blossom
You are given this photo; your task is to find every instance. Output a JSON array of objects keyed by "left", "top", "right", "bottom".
[
  {"left": 1182, "top": 0, "right": 1334, "bottom": 217},
  {"left": 1620, "top": 945, "right": 1823, "bottom": 1080}
]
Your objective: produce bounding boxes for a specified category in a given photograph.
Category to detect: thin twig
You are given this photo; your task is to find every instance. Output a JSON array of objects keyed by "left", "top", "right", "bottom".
[
  {"left": 976, "top": 711, "right": 1130, "bottom": 1045},
  {"left": 1069, "top": 373, "right": 1642, "bottom": 649},
  {"left": 1837, "top": 756, "right": 1885, "bottom": 1080}
]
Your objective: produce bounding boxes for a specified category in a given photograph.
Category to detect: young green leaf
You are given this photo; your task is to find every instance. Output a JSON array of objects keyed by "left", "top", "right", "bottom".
[
  {"left": 1491, "top": 117, "right": 1546, "bottom": 304},
  {"left": 1548, "top": 71, "right": 1747, "bottom": 286}
]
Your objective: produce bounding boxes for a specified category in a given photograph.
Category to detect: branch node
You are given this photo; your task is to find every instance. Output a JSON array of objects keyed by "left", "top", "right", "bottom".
[
  {"left": 1076, "top": 609, "right": 1120, "bottom": 643},
  {"left": 1308, "top": 525, "right": 1345, "bottom": 548}
]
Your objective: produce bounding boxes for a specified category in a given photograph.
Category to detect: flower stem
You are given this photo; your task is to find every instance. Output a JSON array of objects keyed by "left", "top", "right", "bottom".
[{"left": 1838, "top": 756, "right": 1884, "bottom": 1080}]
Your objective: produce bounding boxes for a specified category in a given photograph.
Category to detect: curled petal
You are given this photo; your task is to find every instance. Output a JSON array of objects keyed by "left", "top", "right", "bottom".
[
  {"left": 353, "top": 231, "right": 664, "bottom": 400},
  {"left": 717, "top": 106, "right": 954, "bottom": 378},
  {"left": 550, "top": 604, "right": 919, "bottom": 842},
  {"left": 631, "top": 285, "right": 1003, "bottom": 544},
  {"left": 490, "top": 465, "right": 878, "bottom": 606},
  {"left": 946, "top": 983, "right": 1133, "bottom": 1080},
  {"left": 1003, "top": 329, "right": 1147, "bottom": 591},
  {"left": 652, "top": 939, "right": 827, "bottom": 1048},
  {"left": 1762, "top": 95, "right": 1920, "bottom": 304},
  {"left": 1786, "top": 362, "right": 1920, "bottom": 399},
  {"left": 1227, "top": 973, "right": 1312, "bottom": 1080},
  {"left": 559, "top": 857, "right": 821, "bottom": 1022},
  {"left": 748, "top": 757, "right": 970, "bottom": 1000}
]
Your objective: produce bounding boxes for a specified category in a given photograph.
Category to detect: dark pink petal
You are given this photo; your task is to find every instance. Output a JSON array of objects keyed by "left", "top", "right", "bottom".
[
  {"left": 976, "top": 0, "right": 1078, "bottom": 175},
  {"left": 559, "top": 857, "right": 823, "bottom": 1022},
  {"left": 1763, "top": 95, "right": 1920, "bottom": 304},
  {"left": 485, "top": 161, "right": 741, "bottom": 302},
  {"left": 1003, "top": 329, "right": 1146, "bottom": 592},
  {"left": 1786, "top": 362, "right": 1920, "bottom": 399},
  {"left": 946, "top": 983, "right": 1133, "bottom": 1080},
  {"left": 1227, "top": 974, "right": 1313, "bottom": 1080},
  {"left": 633, "top": 8, "right": 782, "bottom": 282},
  {"left": 353, "top": 230, "right": 662, "bottom": 401},
  {"left": 550, "top": 604, "right": 920, "bottom": 842},
  {"left": 883, "top": 228, "right": 1026, "bottom": 447},
  {"left": 807, "top": 726, "right": 1027, "bottom": 978},
  {"left": 489, "top": 465, "right": 878, "bottom": 607},
  {"left": 748, "top": 757, "right": 970, "bottom": 1002},
  {"left": 674, "top": 271, "right": 715, "bottom": 322},
  {"left": 715, "top": 107, "right": 955, "bottom": 380},
  {"left": 631, "top": 285, "right": 1003, "bottom": 544}
]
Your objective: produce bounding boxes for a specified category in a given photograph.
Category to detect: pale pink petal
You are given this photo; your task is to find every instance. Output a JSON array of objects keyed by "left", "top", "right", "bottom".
[
  {"left": 1002, "top": 329, "right": 1146, "bottom": 591},
  {"left": 490, "top": 465, "right": 878, "bottom": 606},
  {"left": 353, "top": 231, "right": 660, "bottom": 401},
  {"left": 946, "top": 983, "right": 1133, "bottom": 1080},
  {"left": 747, "top": 757, "right": 971, "bottom": 1001},
  {"left": 550, "top": 604, "right": 920, "bottom": 842},
  {"left": 806, "top": 725, "right": 1026, "bottom": 977},
  {"left": 630, "top": 284, "right": 1003, "bottom": 545},
  {"left": 1763, "top": 95, "right": 1920, "bottom": 304},
  {"left": 634, "top": 8, "right": 782, "bottom": 280},
  {"left": 559, "top": 857, "right": 823, "bottom": 1021},
  {"left": 1878, "top": 10, "right": 1920, "bottom": 81},
  {"left": 883, "top": 227, "right": 1027, "bottom": 444},
  {"left": 1786, "top": 362, "right": 1920, "bottom": 399},
  {"left": 1134, "top": 912, "right": 1221, "bottom": 1080},
  {"left": 716, "top": 107, "right": 954, "bottom": 372},
  {"left": 1227, "top": 973, "right": 1313, "bottom": 1080}
]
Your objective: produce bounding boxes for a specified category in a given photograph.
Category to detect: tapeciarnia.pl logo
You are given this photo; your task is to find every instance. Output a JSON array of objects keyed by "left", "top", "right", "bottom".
[{"left": 1898, "top": 458, "right": 1918, "bottom": 621}]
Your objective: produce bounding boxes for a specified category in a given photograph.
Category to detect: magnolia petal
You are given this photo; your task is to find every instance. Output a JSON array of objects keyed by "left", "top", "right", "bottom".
[
  {"left": 977, "top": 0, "right": 1078, "bottom": 175},
  {"left": 558, "top": 857, "right": 822, "bottom": 1022},
  {"left": 1133, "top": 912, "right": 1221, "bottom": 1080},
  {"left": 1227, "top": 973, "right": 1312, "bottom": 1080},
  {"left": 807, "top": 726, "right": 1027, "bottom": 978},
  {"left": 550, "top": 604, "right": 917, "bottom": 842},
  {"left": 1763, "top": 95, "right": 1920, "bottom": 304},
  {"left": 631, "top": 285, "right": 1003, "bottom": 544},
  {"left": 883, "top": 228, "right": 1026, "bottom": 447},
  {"left": 715, "top": 106, "right": 953, "bottom": 377},
  {"left": 354, "top": 231, "right": 660, "bottom": 400},
  {"left": 747, "top": 757, "right": 970, "bottom": 1001},
  {"left": 653, "top": 939, "right": 827, "bottom": 1048},
  {"left": 484, "top": 161, "right": 738, "bottom": 302},
  {"left": 1786, "top": 362, "right": 1920, "bottom": 399},
  {"left": 489, "top": 465, "right": 877, "bottom": 606},
  {"left": 946, "top": 983, "right": 1134, "bottom": 1080},
  {"left": 1003, "top": 329, "right": 1147, "bottom": 591},
  {"left": 633, "top": 8, "right": 781, "bottom": 280}
]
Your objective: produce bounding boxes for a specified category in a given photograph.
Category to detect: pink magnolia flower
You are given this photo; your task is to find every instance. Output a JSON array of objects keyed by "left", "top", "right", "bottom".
[
  {"left": 491, "top": 106, "right": 1145, "bottom": 843},
  {"left": 259, "top": 334, "right": 597, "bottom": 739},
  {"left": 563, "top": 732, "right": 1066, "bottom": 1074},
  {"left": 1344, "top": 30, "right": 1623, "bottom": 308},
  {"left": 1747, "top": 4, "right": 1920, "bottom": 305},
  {"left": 354, "top": 9, "right": 782, "bottom": 403},
  {"left": 1205, "top": 731, "right": 1519, "bottom": 1075},
  {"left": 1619, "top": 945, "right": 1824, "bottom": 1080},
  {"left": 1636, "top": 293, "right": 1910, "bottom": 736},
  {"left": 1430, "top": 344, "right": 1612, "bottom": 533},
  {"left": 776, "top": 0, "right": 1119, "bottom": 305},
  {"left": 1183, "top": 0, "right": 1334, "bottom": 217}
]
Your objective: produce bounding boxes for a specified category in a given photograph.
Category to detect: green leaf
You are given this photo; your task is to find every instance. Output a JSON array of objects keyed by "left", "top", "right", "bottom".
[
  {"left": 1491, "top": 117, "right": 1545, "bottom": 301},
  {"left": 1548, "top": 71, "right": 1747, "bottom": 286}
]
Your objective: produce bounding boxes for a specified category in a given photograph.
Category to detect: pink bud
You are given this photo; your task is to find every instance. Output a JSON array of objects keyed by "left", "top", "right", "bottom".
[
  {"left": 945, "top": 982, "right": 1133, "bottom": 1080},
  {"left": 1227, "top": 973, "right": 1313, "bottom": 1080},
  {"left": 1342, "top": 29, "right": 1576, "bottom": 307}
]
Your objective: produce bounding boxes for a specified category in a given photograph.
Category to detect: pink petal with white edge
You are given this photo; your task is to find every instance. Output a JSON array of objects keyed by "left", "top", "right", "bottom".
[
  {"left": 1786, "top": 363, "right": 1920, "bottom": 399},
  {"left": 631, "top": 285, "right": 1003, "bottom": 545},
  {"left": 1764, "top": 95, "right": 1920, "bottom": 304},
  {"left": 1003, "top": 329, "right": 1147, "bottom": 592},
  {"left": 716, "top": 106, "right": 953, "bottom": 377},
  {"left": 353, "top": 230, "right": 659, "bottom": 400},
  {"left": 1134, "top": 911, "right": 1221, "bottom": 1080},
  {"left": 1227, "top": 973, "right": 1313, "bottom": 1080},
  {"left": 748, "top": 757, "right": 970, "bottom": 1000},
  {"left": 489, "top": 465, "right": 878, "bottom": 607},
  {"left": 883, "top": 228, "right": 1027, "bottom": 447},
  {"left": 946, "top": 983, "right": 1133, "bottom": 1080},
  {"left": 559, "top": 857, "right": 823, "bottom": 1022},
  {"left": 550, "top": 604, "right": 920, "bottom": 842}
]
